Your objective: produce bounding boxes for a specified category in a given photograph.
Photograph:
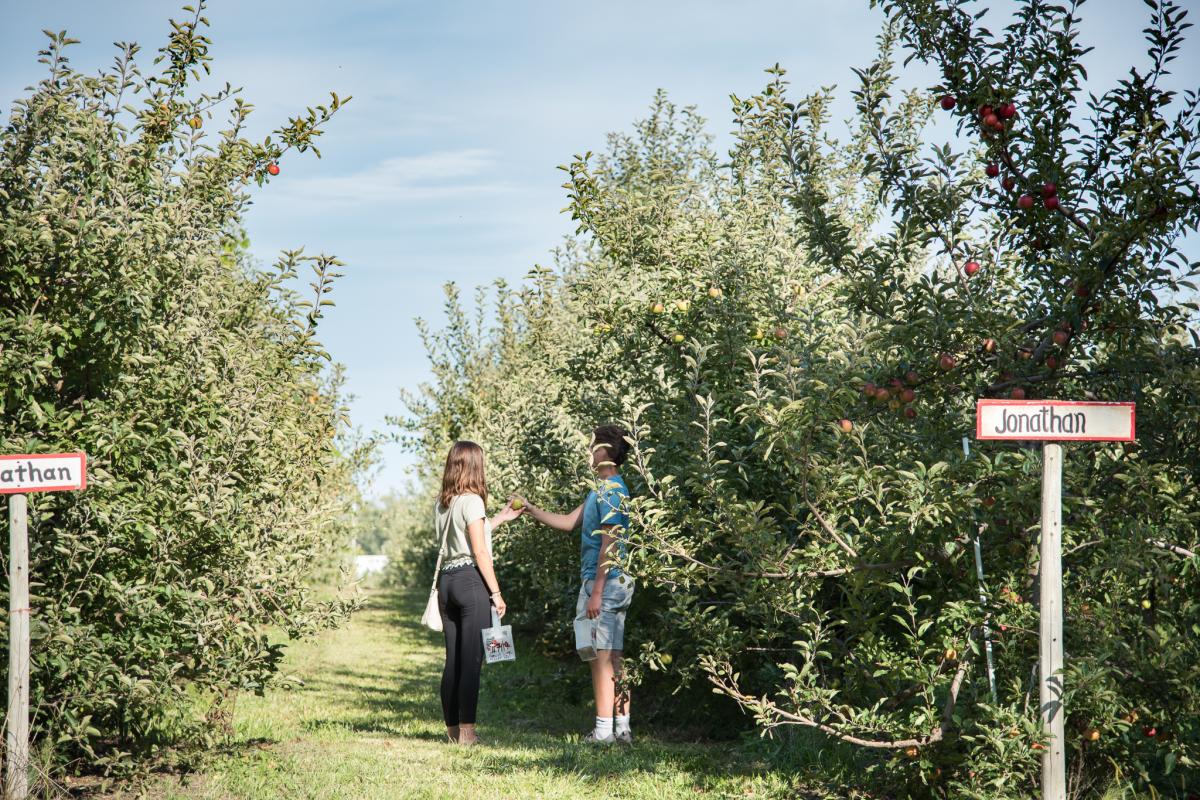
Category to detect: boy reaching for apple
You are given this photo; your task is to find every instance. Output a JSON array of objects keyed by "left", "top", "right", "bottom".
[{"left": 513, "top": 424, "right": 635, "bottom": 745}]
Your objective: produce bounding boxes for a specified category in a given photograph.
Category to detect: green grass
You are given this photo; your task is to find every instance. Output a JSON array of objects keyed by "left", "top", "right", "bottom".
[{"left": 123, "top": 588, "right": 834, "bottom": 800}]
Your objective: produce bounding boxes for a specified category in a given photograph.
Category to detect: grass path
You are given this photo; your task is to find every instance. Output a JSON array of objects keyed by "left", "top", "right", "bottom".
[{"left": 131, "top": 588, "right": 818, "bottom": 800}]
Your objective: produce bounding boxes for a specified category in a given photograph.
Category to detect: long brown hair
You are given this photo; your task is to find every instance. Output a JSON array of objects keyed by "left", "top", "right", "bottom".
[{"left": 439, "top": 440, "right": 488, "bottom": 509}]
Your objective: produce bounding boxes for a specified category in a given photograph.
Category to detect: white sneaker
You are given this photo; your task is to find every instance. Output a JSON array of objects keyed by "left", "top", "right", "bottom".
[
  {"left": 583, "top": 730, "right": 615, "bottom": 745},
  {"left": 614, "top": 729, "right": 633, "bottom": 745}
]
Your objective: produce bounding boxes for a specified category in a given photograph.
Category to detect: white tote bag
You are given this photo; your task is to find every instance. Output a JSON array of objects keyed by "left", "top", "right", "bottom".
[
  {"left": 420, "top": 584, "right": 443, "bottom": 632},
  {"left": 481, "top": 607, "right": 515, "bottom": 664},
  {"left": 420, "top": 504, "right": 452, "bottom": 632},
  {"left": 574, "top": 616, "right": 597, "bottom": 661}
]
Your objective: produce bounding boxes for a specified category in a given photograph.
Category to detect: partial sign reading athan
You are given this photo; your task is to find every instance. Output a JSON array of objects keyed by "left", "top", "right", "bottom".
[{"left": 0, "top": 453, "right": 88, "bottom": 494}]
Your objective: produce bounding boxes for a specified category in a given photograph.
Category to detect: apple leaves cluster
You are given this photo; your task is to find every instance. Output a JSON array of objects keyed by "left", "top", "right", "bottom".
[
  {"left": 394, "top": 4, "right": 1199, "bottom": 797},
  {"left": 0, "top": 4, "right": 365, "bottom": 781}
]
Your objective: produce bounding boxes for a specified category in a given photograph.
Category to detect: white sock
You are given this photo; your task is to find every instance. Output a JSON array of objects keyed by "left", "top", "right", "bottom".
[
  {"left": 614, "top": 714, "right": 631, "bottom": 735},
  {"left": 594, "top": 716, "right": 613, "bottom": 739}
]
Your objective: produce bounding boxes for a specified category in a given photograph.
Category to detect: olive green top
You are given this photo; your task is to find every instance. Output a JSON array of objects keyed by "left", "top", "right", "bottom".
[{"left": 434, "top": 493, "right": 492, "bottom": 570}]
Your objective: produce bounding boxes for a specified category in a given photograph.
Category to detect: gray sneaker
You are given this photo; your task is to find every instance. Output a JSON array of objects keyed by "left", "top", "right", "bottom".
[
  {"left": 583, "top": 730, "right": 615, "bottom": 745},
  {"left": 614, "top": 729, "right": 633, "bottom": 745}
]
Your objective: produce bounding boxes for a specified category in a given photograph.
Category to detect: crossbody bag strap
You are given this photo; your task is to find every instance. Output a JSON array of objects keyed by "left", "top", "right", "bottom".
[{"left": 429, "top": 498, "right": 454, "bottom": 592}]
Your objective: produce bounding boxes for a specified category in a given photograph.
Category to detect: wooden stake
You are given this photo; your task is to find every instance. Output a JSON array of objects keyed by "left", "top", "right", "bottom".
[
  {"left": 1039, "top": 445, "right": 1066, "bottom": 800},
  {"left": 6, "top": 494, "right": 29, "bottom": 800}
]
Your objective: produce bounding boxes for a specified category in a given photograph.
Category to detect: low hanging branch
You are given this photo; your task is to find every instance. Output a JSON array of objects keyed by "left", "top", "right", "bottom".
[
  {"left": 708, "top": 656, "right": 971, "bottom": 750},
  {"left": 1149, "top": 539, "right": 1197, "bottom": 560}
]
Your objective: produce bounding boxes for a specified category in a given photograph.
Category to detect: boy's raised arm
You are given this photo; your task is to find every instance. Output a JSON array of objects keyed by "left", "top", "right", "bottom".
[{"left": 515, "top": 496, "right": 583, "bottom": 531}]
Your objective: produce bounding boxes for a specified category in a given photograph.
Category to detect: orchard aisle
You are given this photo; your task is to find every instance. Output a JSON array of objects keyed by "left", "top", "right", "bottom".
[{"left": 130, "top": 589, "right": 814, "bottom": 800}]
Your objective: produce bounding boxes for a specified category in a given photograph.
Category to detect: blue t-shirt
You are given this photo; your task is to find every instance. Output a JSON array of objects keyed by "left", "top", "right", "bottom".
[{"left": 579, "top": 474, "right": 630, "bottom": 580}]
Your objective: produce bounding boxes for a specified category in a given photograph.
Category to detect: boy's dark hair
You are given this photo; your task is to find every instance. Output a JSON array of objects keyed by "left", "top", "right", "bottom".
[{"left": 592, "top": 424, "right": 630, "bottom": 467}]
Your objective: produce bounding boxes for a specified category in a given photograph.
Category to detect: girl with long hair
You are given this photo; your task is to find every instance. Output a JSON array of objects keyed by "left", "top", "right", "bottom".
[{"left": 434, "top": 440, "right": 521, "bottom": 745}]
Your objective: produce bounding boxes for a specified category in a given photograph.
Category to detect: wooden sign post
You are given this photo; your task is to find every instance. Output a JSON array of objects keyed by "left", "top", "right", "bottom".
[
  {"left": 1, "top": 453, "right": 87, "bottom": 800},
  {"left": 976, "top": 401, "right": 1134, "bottom": 800}
]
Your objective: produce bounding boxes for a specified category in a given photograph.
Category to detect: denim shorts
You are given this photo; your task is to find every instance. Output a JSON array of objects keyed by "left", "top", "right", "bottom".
[{"left": 576, "top": 574, "right": 635, "bottom": 651}]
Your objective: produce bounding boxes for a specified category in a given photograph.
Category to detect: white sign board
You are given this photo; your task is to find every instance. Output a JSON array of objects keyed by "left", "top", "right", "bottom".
[
  {"left": 976, "top": 400, "right": 1134, "bottom": 442},
  {"left": 0, "top": 453, "right": 87, "bottom": 494}
]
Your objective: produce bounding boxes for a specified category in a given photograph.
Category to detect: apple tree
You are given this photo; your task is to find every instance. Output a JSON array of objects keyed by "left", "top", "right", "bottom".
[
  {"left": 396, "top": 3, "right": 1198, "bottom": 797},
  {"left": 0, "top": 3, "right": 366, "bottom": 783}
]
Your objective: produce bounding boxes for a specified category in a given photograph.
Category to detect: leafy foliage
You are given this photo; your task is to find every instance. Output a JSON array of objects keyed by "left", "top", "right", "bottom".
[
  {"left": 0, "top": 4, "right": 365, "bottom": 782},
  {"left": 398, "top": 4, "right": 1199, "bottom": 797}
]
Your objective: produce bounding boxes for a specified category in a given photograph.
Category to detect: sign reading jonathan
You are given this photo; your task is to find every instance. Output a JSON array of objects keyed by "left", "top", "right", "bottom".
[
  {"left": 976, "top": 400, "right": 1135, "bottom": 442},
  {"left": 973, "top": 400, "right": 1134, "bottom": 800},
  {"left": 3, "top": 452, "right": 86, "bottom": 800},
  {"left": 0, "top": 453, "right": 87, "bottom": 495}
]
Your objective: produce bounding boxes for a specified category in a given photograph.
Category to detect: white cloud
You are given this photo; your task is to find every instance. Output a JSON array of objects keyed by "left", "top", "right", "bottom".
[{"left": 286, "top": 149, "right": 512, "bottom": 206}]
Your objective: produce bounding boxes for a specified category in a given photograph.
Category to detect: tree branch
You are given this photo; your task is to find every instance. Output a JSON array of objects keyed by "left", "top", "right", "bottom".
[{"left": 709, "top": 655, "right": 970, "bottom": 750}]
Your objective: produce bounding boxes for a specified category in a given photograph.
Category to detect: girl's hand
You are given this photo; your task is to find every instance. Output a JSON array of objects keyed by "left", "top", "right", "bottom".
[
  {"left": 493, "top": 501, "right": 522, "bottom": 525},
  {"left": 492, "top": 593, "right": 507, "bottom": 618}
]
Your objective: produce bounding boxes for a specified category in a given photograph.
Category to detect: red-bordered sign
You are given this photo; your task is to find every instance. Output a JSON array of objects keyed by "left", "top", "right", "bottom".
[
  {"left": 0, "top": 453, "right": 87, "bottom": 494},
  {"left": 976, "top": 400, "right": 1135, "bottom": 442}
]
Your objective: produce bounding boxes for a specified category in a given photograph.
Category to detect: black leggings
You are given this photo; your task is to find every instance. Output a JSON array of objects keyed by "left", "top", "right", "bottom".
[{"left": 437, "top": 566, "right": 491, "bottom": 726}]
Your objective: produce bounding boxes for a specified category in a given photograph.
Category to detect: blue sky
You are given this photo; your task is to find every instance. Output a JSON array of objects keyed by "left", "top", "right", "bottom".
[{"left": 3, "top": 1, "right": 1197, "bottom": 496}]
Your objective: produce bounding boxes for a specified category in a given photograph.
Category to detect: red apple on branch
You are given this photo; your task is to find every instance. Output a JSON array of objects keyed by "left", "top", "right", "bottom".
[
  {"left": 1018, "top": 194, "right": 1035, "bottom": 210},
  {"left": 964, "top": 260, "right": 980, "bottom": 276},
  {"left": 938, "top": 353, "right": 956, "bottom": 371},
  {"left": 940, "top": 94, "right": 956, "bottom": 110},
  {"left": 985, "top": 163, "right": 1000, "bottom": 178}
]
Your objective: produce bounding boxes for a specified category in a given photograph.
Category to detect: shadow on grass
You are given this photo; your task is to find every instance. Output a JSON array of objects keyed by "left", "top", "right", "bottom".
[
  {"left": 291, "top": 588, "right": 844, "bottom": 795},
  {"left": 294, "top": 588, "right": 587, "bottom": 741}
]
